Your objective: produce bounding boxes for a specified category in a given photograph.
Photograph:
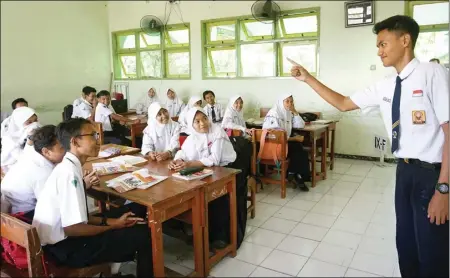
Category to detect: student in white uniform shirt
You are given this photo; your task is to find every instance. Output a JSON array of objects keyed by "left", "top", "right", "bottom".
[
  {"left": 1, "top": 107, "right": 40, "bottom": 173},
  {"left": 203, "top": 90, "right": 224, "bottom": 123},
  {"left": 135, "top": 87, "right": 159, "bottom": 115},
  {"left": 71, "top": 86, "right": 97, "bottom": 121},
  {"left": 1, "top": 98, "right": 28, "bottom": 137},
  {"left": 178, "top": 96, "right": 202, "bottom": 134},
  {"left": 163, "top": 88, "right": 185, "bottom": 118},
  {"left": 32, "top": 118, "right": 154, "bottom": 277},
  {"left": 1, "top": 125, "right": 66, "bottom": 219},
  {"left": 262, "top": 94, "right": 311, "bottom": 192},
  {"left": 289, "top": 15, "right": 449, "bottom": 277},
  {"left": 141, "top": 102, "right": 181, "bottom": 161},
  {"left": 222, "top": 95, "right": 254, "bottom": 136}
]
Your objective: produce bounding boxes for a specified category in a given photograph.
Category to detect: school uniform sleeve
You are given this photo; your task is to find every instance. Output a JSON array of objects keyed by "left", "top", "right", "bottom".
[
  {"left": 350, "top": 82, "right": 381, "bottom": 110},
  {"left": 262, "top": 110, "right": 281, "bottom": 129},
  {"left": 177, "top": 103, "right": 186, "bottom": 117},
  {"left": 168, "top": 124, "right": 181, "bottom": 153},
  {"left": 292, "top": 114, "right": 305, "bottom": 129},
  {"left": 221, "top": 113, "right": 246, "bottom": 132},
  {"left": 140, "top": 128, "right": 155, "bottom": 155},
  {"left": 58, "top": 172, "right": 88, "bottom": 227},
  {"left": 95, "top": 104, "right": 112, "bottom": 123},
  {"left": 173, "top": 139, "right": 191, "bottom": 161},
  {"left": 199, "top": 130, "right": 237, "bottom": 167},
  {"left": 218, "top": 104, "right": 225, "bottom": 121},
  {"left": 429, "top": 64, "right": 449, "bottom": 125}
]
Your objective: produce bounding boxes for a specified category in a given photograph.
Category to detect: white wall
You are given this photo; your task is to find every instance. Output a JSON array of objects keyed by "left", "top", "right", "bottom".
[
  {"left": 1, "top": 1, "right": 111, "bottom": 125},
  {"left": 107, "top": 1, "right": 404, "bottom": 157}
]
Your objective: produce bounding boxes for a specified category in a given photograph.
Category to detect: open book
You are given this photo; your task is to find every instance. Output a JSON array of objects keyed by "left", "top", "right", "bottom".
[
  {"left": 109, "top": 155, "right": 147, "bottom": 166},
  {"left": 311, "top": 119, "right": 334, "bottom": 124},
  {"left": 98, "top": 147, "right": 122, "bottom": 158},
  {"left": 172, "top": 168, "right": 214, "bottom": 181},
  {"left": 106, "top": 168, "right": 168, "bottom": 193},
  {"left": 92, "top": 162, "right": 138, "bottom": 176}
]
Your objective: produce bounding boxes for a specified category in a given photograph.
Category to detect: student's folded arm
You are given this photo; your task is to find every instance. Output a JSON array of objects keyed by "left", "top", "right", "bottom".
[
  {"left": 63, "top": 222, "right": 111, "bottom": 237},
  {"left": 141, "top": 130, "right": 155, "bottom": 155},
  {"left": 292, "top": 115, "right": 305, "bottom": 129},
  {"left": 262, "top": 114, "right": 281, "bottom": 129},
  {"left": 173, "top": 148, "right": 188, "bottom": 161},
  {"left": 222, "top": 116, "right": 246, "bottom": 132},
  {"left": 168, "top": 126, "right": 181, "bottom": 155},
  {"left": 110, "top": 113, "right": 127, "bottom": 122}
]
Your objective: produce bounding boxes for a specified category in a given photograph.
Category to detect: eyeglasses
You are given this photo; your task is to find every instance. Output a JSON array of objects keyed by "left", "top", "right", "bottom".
[{"left": 77, "top": 132, "right": 100, "bottom": 141}]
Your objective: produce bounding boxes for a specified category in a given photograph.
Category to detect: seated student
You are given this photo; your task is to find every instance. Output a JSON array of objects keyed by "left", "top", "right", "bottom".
[
  {"left": 163, "top": 88, "right": 185, "bottom": 118},
  {"left": 1, "top": 107, "right": 40, "bottom": 172},
  {"left": 72, "top": 86, "right": 97, "bottom": 121},
  {"left": 1, "top": 125, "right": 66, "bottom": 218},
  {"left": 1, "top": 98, "right": 29, "bottom": 136},
  {"left": 141, "top": 102, "right": 180, "bottom": 161},
  {"left": 222, "top": 95, "right": 254, "bottom": 136},
  {"left": 95, "top": 90, "right": 139, "bottom": 146},
  {"left": 32, "top": 118, "right": 154, "bottom": 278},
  {"left": 178, "top": 96, "right": 202, "bottom": 134},
  {"left": 203, "top": 90, "right": 224, "bottom": 124},
  {"left": 135, "top": 87, "right": 159, "bottom": 115},
  {"left": 263, "top": 94, "right": 311, "bottom": 191}
]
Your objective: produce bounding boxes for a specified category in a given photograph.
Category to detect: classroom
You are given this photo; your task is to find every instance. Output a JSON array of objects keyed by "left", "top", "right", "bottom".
[{"left": 1, "top": 1, "right": 449, "bottom": 277}]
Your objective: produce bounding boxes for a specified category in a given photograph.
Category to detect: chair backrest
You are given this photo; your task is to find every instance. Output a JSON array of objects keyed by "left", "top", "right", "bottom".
[
  {"left": 260, "top": 108, "right": 270, "bottom": 118},
  {"left": 130, "top": 122, "right": 147, "bottom": 148},
  {"left": 111, "top": 99, "right": 128, "bottom": 114},
  {"left": 93, "top": 122, "right": 104, "bottom": 145},
  {"left": 230, "top": 129, "right": 243, "bottom": 137},
  {"left": 252, "top": 129, "right": 288, "bottom": 162},
  {"left": 62, "top": 105, "right": 73, "bottom": 121},
  {"left": 0, "top": 212, "right": 46, "bottom": 277}
]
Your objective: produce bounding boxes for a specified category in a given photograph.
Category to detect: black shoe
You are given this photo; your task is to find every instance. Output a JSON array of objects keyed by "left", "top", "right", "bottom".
[
  {"left": 295, "top": 174, "right": 310, "bottom": 192},
  {"left": 111, "top": 273, "right": 136, "bottom": 278},
  {"left": 211, "top": 240, "right": 228, "bottom": 250}
]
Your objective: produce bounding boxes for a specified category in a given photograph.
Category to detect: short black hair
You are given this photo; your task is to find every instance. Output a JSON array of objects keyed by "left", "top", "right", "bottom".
[
  {"left": 82, "top": 86, "right": 97, "bottom": 96},
  {"left": 11, "top": 98, "right": 28, "bottom": 110},
  {"left": 56, "top": 118, "right": 91, "bottom": 151},
  {"left": 430, "top": 58, "right": 440, "bottom": 64},
  {"left": 373, "top": 15, "right": 420, "bottom": 49},
  {"left": 96, "top": 90, "right": 111, "bottom": 98},
  {"left": 30, "top": 125, "right": 58, "bottom": 154},
  {"left": 202, "top": 90, "right": 215, "bottom": 100}
]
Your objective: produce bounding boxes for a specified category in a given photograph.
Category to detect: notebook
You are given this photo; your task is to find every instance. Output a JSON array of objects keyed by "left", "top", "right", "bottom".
[
  {"left": 92, "top": 162, "right": 138, "bottom": 176},
  {"left": 106, "top": 168, "right": 168, "bottom": 193},
  {"left": 109, "top": 155, "right": 147, "bottom": 165},
  {"left": 172, "top": 168, "right": 214, "bottom": 181}
]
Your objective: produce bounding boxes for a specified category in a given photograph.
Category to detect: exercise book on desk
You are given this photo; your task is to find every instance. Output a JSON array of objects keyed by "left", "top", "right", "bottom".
[
  {"left": 172, "top": 169, "right": 214, "bottom": 181},
  {"left": 109, "top": 155, "right": 148, "bottom": 165},
  {"left": 98, "top": 145, "right": 140, "bottom": 158},
  {"left": 106, "top": 168, "right": 168, "bottom": 193},
  {"left": 92, "top": 162, "right": 139, "bottom": 176},
  {"left": 311, "top": 119, "right": 333, "bottom": 124}
]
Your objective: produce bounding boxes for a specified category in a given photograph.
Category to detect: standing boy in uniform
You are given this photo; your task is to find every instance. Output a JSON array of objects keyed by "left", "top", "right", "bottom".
[
  {"left": 72, "top": 86, "right": 97, "bottom": 122},
  {"left": 203, "top": 90, "right": 224, "bottom": 124},
  {"left": 32, "top": 118, "right": 154, "bottom": 277},
  {"left": 289, "top": 15, "right": 448, "bottom": 277}
]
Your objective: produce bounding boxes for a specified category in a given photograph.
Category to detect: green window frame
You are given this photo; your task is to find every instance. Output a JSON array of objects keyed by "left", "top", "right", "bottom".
[
  {"left": 202, "top": 8, "right": 320, "bottom": 79},
  {"left": 112, "top": 23, "right": 191, "bottom": 80}
]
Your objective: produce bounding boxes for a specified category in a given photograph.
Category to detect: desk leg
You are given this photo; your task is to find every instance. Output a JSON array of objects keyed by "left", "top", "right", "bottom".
[
  {"left": 321, "top": 131, "right": 327, "bottom": 180},
  {"left": 228, "top": 179, "right": 237, "bottom": 257},
  {"left": 148, "top": 207, "right": 164, "bottom": 277},
  {"left": 203, "top": 189, "right": 211, "bottom": 276},
  {"left": 192, "top": 191, "right": 205, "bottom": 277},
  {"left": 311, "top": 136, "right": 317, "bottom": 188},
  {"left": 330, "top": 129, "right": 336, "bottom": 171}
]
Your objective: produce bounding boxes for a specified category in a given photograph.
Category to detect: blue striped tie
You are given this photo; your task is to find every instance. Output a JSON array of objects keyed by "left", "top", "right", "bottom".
[{"left": 391, "top": 76, "right": 403, "bottom": 153}]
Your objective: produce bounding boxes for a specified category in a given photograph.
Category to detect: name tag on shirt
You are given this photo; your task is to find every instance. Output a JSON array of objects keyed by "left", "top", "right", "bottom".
[
  {"left": 412, "top": 110, "right": 426, "bottom": 124},
  {"left": 412, "top": 90, "right": 423, "bottom": 97}
]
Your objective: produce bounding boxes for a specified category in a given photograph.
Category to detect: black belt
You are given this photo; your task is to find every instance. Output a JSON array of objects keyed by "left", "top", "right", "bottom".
[{"left": 401, "top": 158, "right": 441, "bottom": 170}]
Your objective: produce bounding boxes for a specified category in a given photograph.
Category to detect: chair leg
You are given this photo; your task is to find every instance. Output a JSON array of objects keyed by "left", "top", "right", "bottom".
[
  {"left": 251, "top": 183, "right": 256, "bottom": 219},
  {"left": 281, "top": 163, "right": 287, "bottom": 199}
]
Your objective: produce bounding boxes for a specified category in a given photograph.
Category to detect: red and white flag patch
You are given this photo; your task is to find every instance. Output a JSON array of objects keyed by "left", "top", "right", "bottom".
[{"left": 412, "top": 90, "right": 423, "bottom": 97}]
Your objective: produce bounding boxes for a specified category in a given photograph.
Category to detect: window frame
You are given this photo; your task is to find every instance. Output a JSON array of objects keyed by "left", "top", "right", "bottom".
[
  {"left": 201, "top": 8, "right": 320, "bottom": 80},
  {"left": 112, "top": 23, "right": 191, "bottom": 80}
]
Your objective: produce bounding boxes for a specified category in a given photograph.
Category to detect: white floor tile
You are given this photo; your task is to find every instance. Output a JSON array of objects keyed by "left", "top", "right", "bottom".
[
  {"left": 285, "top": 199, "right": 317, "bottom": 211},
  {"left": 357, "top": 235, "right": 397, "bottom": 259},
  {"left": 365, "top": 222, "right": 396, "bottom": 238},
  {"left": 329, "top": 173, "right": 343, "bottom": 180},
  {"left": 350, "top": 251, "right": 396, "bottom": 277},
  {"left": 210, "top": 257, "right": 257, "bottom": 277},
  {"left": 392, "top": 263, "right": 401, "bottom": 277},
  {"left": 345, "top": 268, "right": 381, "bottom": 277},
  {"left": 351, "top": 191, "right": 383, "bottom": 203},
  {"left": 294, "top": 192, "right": 324, "bottom": 202},
  {"left": 322, "top": 230, "right": 362, "bottom": 250},
  {"left": 370, "top": 212, "right": 396, "bottom": 226},
  {"left": 317, "top": 194, "right": 350, "bottom": 208},
  {"left": 301, "top": 212, "right": 337, "bottom": 228},
  {"left": 331, "top": 217, "right": 369, "bottom": 235},
  {"left": 274, "top": 207, "right": 308, "bottom": 222},
  {"left": 333, "top": 181, "right": 360, "bottom": 191},
  {"left": 328, "top": 187, "right": 356, "bottom": 198},
  {"left": 250, "top": 266, "right": 293, "bottom": 277},
  {"left": 316, "top": 179, "right": 339, "bottom": 187},
  {"left": 332, "top": 164, "right": 351, "bottom": 174},
  {"left": 261, "top": 217, "right": 298, "bottom": 234},
  {"left": 245, "top": 228, "right": 287, "bottom": 248},
  {"left": 235, "top": 242, "right": 273, "bottom": 265},
  {"left": 311, "top": 203, "right": 344, "bottom": 217},
  {"left": 260, "top": 250, "right": 308, "bottom": 276},
  {"left": 290, "top": 223, "right": 329, "bottom": 241},
  {"left": 309, "top": 184, "right": 333, "bottom": 194},
  {"left": 339, "top": 174, "right": 365, "bottom": 183},
  {"left": 260, "top": 194, "right": 291, "bottom": 206},
  {"left": 374, "top": 202, "right": 395, "bottom": 216},
  {"left": 298, "top": 259, "right": 347, "bottom": 277},
  {"left": 165, "top": 262, "right": 193, "bottom": 276},
  {"left": 311, "top": 242, "right": 355, "bottom": 266},
  {"left": 276, "top": 235, "right": 319, "bottom": 257},
  {"left": 245, "top": 225, "right": 258, "bottom": 239}
]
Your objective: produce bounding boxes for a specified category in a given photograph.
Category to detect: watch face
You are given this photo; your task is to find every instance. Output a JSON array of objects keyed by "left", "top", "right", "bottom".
[{"left": 438, "top": 183, "right": 449, "bottom": 193}]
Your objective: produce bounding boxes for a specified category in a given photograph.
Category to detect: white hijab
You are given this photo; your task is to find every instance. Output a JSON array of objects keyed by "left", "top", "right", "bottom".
[
  {"left": 144, "top": 102, "right": 179, "bottom": 152},
  {"left": 266, "top": 93, "right": 293, "bottom": 137},
  {"left": 136, "top": 87, "right": 159, "bottom": 113},
  {"left": 222, "top": 95, "right": 246, "bottom": 128},
  {"left": 163, "top": 88, "right": 184, "bottom": 117},
  {"left": 179, "top": 96, "right": 202, "bottom": 127}
]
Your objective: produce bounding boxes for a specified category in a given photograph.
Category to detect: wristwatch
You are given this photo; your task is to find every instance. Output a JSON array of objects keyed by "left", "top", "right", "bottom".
[
  {"left": 435, "top": 183, "right": 449, "bottom": 194},
  {"left": 100, "top": 215, "right": 109, "bottom": 226}
]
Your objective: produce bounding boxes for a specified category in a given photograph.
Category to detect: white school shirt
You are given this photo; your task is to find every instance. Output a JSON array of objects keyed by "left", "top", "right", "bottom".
[
  {"left": 203, "top": 103, "right": 224, "bottom": 123},
  {"left": 72, "top": 97, "right": 83, "bottom": 107},
  {"left": 350, "top": 58, "right": 449, "bottom": 163},
  {"left": 0, "top": 116, "right": 11, "bottom": 138},
  {"left": 262, "top": 112, "right": 305, "bottom": 137},
  {"left": 95, "top": 104, "right": 113, "bottom": 131},
  {"left": 1, "top": 148, "right": 55, "bottom": 214},
  {"left": 71, "top": 99, "right": 93, "bottom": 119},
  {"left": 32, "top": 152, "right": 88, "bottom": 245},
  {"left": 141, "top": 122, "right": 181, "bottom": 155}
]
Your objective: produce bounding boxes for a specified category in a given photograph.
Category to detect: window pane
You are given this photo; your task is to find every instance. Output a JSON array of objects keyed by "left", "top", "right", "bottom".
[
  {"left": 140, "top": 51, "right": 161, "bottom": 78},
  {"left": 240, "top": 20, "right": 274, "bottom": 41},
  {"left": 119, "top": 55, "right": 136, "bottom": 78},
  {"left": 281, "top": 15, "right": 317, "bottom": 36},
  {"left": 240, "top": 43, "right": 274, "bottom": 77},
  {"left": 206, "top": 48, "right": 236, "bottom": 77},
  {"left": 281, "top": 42, "right": 317, "bottom": 73},
  {"left": 117, "top": 34, "right": 136, "bottom": 49},
  {"left": 166, "top": 29, "right": 189, "bottom": 45},
  {"left": 139, "top": 32, "right": 161, "bottom": 48},
  {"left": 167, "top": 51, "right": 190, "bottom": 76},
  {"left": 415, "top": 31, "right": 449, "bottom": 64},
  {"left": 207, "top": 23, "right": 236, "bottom": 42},
  {"left": 413, "top": 2, "right": 449, "bottom": 26}
]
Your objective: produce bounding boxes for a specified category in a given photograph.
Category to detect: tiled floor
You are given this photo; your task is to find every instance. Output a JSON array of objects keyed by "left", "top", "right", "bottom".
[{"left": 121, "top": 158, "right": 401, "bottom": 277}]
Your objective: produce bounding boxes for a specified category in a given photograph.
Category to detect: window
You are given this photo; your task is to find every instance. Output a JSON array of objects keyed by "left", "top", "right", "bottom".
[
  {"left": 407, "top": 1, "right": 449, "bottom": 65},
  {"left": 202, "top": 8, "right": 320, "bottom": 78},
  {"left": 112, "top": 24, "right": 191, "bottom": 79}
]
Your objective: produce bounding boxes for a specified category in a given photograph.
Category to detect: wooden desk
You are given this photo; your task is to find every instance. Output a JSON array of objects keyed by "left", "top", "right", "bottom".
[
  {"left": 124, "top": 114, "right": 147, "bottom": 124},
  {"left": 86, "top": 144, "right": 140, "bottom": 162},
  {"left": 118, "top": 109, "right": 137, "bottom": 116},
  {"left": 326, "top": 121, "right": 337, "bottom": 170}
]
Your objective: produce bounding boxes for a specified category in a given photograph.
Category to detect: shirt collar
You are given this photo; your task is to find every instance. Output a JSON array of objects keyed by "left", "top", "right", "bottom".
[
  {"left": 398, "top": 58, "right": 419, "bottom": 81},
  {"left": 82, "top": 98, "right": 93, "bottom": 108},
  {"left": 64, "top": 152, "right": 82, "bottom": 170}
]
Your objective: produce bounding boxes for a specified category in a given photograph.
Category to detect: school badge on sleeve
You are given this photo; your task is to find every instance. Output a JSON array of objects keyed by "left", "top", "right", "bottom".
[
  {"left": 72, "top": 179, "right": 78, "bottom": 188},
  {"left": 412, "top": 110, "right": 426, "bottom": 124}
]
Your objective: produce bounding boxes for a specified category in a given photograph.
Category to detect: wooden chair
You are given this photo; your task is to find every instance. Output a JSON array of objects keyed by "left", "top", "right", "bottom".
[
  {"left": 93, "top": 122, "right": 104, "bottom": 145},
  {"left": 252, "top": 129, "right": 289, "bottom": 199},
  {"left": 130, "top": 122, "right": 147, "bottom": 148},
  {"left": 0, "top": 213, "right": 111, "bottom": 277}
]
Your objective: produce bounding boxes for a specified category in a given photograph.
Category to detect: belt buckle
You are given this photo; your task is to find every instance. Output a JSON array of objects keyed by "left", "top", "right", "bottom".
[{"left": 404, "top": 158, "right": 409, "bottom": 164}]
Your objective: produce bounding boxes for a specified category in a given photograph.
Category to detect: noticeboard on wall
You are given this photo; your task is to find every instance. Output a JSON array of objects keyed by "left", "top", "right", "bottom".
[{"left": 345, "top": 0, "right": 375, "bottom": 28}]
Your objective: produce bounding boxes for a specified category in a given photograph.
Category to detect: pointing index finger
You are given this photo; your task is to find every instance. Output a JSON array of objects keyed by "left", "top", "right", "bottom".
[{"left": 286, "top": 57, "right": 300, "bottom": 66}]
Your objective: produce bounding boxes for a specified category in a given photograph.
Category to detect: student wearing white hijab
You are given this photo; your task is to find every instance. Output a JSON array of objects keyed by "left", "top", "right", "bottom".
[
  {"left": 1, "top": 107, "right": 40, "bottom": 172},
  {"left": 262, "top": 94, "right": 311, "bottom": 191},
  {"left": 163, "top": 88, "right": 185, "bottom": 118},
  {"left": 135, "top": 87, "right": 159, "bottom": 115},
  {"left": 141, "top": 102, "right": 181, "bottom": 161},
  {"left": 178, "top": 96, "right": 202, "bottom": 134},
  {"left": 222, "top": 95, "right": 254, "bottom": 136}
]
